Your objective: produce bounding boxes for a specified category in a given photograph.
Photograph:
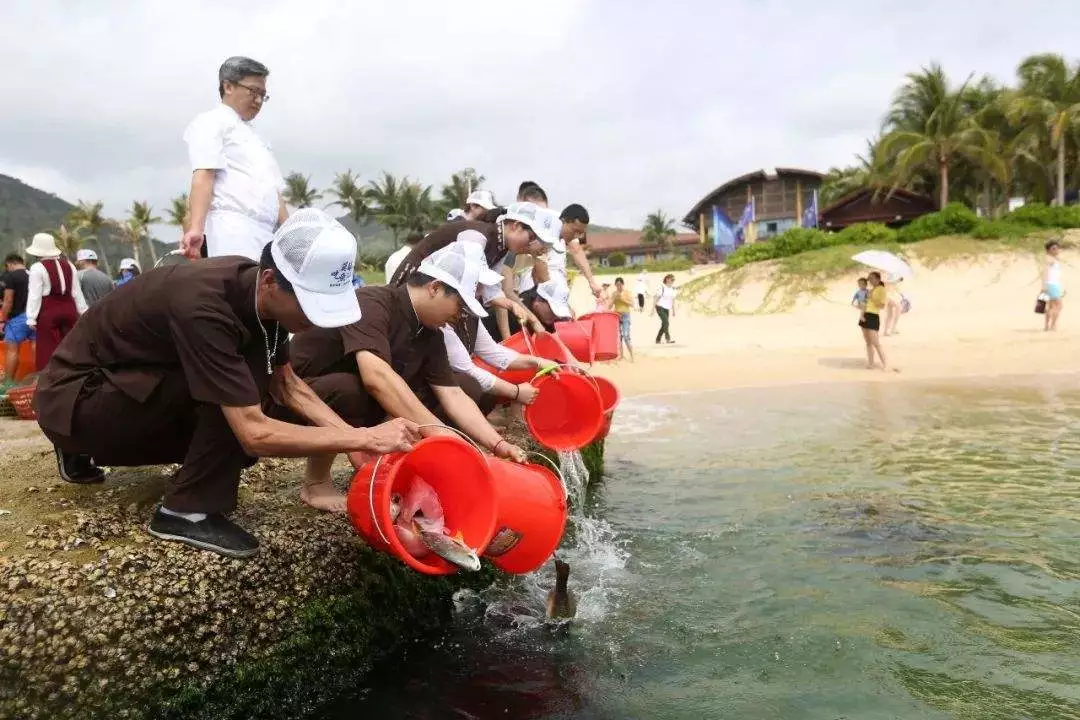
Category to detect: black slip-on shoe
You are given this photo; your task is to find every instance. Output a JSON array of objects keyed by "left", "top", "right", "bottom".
[
  {"left": 147, "top": 508, "right": 259, "bottom": 559},
  {"left": 54, "top": 448, "right": 105, "bottom": 485}
]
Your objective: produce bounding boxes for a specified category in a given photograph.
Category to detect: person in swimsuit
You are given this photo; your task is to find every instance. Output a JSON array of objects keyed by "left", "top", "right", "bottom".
[
  {"left": 858, "top": 271, "right": 888, "bottom": 370},
  {"left": 1043, "top": 240, "right": 1064, "bottom": 332}
]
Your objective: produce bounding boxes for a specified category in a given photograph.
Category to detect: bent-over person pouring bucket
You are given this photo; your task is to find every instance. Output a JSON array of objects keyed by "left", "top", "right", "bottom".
[{"left": 34, "top": 209, "right": 420, "bottom": 559}]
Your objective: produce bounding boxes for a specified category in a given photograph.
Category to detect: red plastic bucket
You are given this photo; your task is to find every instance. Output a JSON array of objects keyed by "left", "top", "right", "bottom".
[
  {"left": 483, "top": 456, "right": 568, "bottom": 574},
  {"left": 554, "top": 319, "right": 594, "bottom": 363},
  {"left": 345, "top": 436, "right": 498, "bottom": 576},
  {"left": 580, "top": 311, "right": 620, "bottom": 361},
  {"left": 473, "top": 331, "right": 573, "bottom": 386},
  {"left": 524, "top": 368, "right": 604, "bottom": 451},
  {"left": 591, "top": 376, "right": 620, "bottom": 442}
]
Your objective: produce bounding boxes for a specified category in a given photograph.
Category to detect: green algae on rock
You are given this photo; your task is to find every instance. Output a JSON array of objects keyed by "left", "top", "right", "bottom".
[{"left": 0, "top": 419, "right": 604, "bottom": 719}]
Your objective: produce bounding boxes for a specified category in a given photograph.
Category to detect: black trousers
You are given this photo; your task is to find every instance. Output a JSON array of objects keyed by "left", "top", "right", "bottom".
[
  {"left": 655, "top": 307, "right": 671, "bottom": 343},
  {"left": 43, "top": 371, "right": 253, "bottom": 515}
]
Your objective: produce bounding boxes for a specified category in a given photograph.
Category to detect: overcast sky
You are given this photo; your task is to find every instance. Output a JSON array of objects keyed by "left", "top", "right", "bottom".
[{"left": 1, "top": 0, "right": 1076, "bottom": 236}]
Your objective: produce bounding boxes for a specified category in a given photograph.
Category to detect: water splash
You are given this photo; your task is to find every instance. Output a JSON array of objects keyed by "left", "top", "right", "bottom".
[
  {"left": 557, "top": 449, "right": 590, "bottom": 508},
  {"left": 468, "top": 449, "right": 628, "bottom": 632}
]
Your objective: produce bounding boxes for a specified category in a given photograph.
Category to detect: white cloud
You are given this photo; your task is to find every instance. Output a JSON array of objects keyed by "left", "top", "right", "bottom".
[{"left": 0, "top": 0, "right": 1077, "bottom": 230}]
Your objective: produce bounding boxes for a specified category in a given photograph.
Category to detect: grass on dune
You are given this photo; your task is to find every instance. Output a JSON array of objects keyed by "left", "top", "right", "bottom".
[{"left": 680, "top": 231, "right": 1065, "bottom": 317}]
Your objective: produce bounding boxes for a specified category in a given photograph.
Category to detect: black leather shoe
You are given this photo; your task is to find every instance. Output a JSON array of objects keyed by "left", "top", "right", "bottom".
[
  {"left": 147, "top": 508, "right": 260, "bottom": 559},
  {"left": 54, "top": 448, "right": 105, "bottom": 484}
]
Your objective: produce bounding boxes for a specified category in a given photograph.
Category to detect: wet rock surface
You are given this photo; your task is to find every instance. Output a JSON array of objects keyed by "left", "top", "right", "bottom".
[{"left": 0, "top": 418, "right": 554, "bottom": 719}]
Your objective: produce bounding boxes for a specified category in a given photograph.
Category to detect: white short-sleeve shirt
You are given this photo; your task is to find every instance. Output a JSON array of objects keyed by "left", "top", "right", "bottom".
[
  {"left": 183, "top": 105, "right": 285, "bottom": 257},
  {"left": 656, "top": 284, "right": 677, "bottom": 310}
]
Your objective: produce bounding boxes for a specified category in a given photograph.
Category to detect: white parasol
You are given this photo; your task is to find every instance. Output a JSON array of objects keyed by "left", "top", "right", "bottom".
[{"left": 851, "top": 250, "right": 914, "bottom": 281}]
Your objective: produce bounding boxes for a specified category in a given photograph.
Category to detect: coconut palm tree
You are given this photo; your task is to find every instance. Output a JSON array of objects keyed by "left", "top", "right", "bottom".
[
  {"left": 368, "top": 172, "right": 407, "bottom": 247},
  {"left": 439, "top": 168, "right": 485, "bottom": 214},
  {"left": 878, "top": 65, "right": 995, "bottom": 207},
  {"left": 283, "top": 172, "right": 323, "bottom": 208},
  {"left": 67, "top": 200, "right": 112, "bottom": 275},
  {"left": 1010, "top": 53, "right": 1080, "bottom": 206},
  {"left": 50, "top": 224, "right": 88, "bottom": 257},
  {"left": 820, "top": 137, "right": 891, "bottom": 204},
  {"left": 641, "top": 211, "right": 676, "bottom": 251},
  {"left": 167, "top": 194, "right": 190, "bottom": 233},
  {"left": 130, "top": 201, "right": 162, "bottom": 266},
  {"left": 399, "top": 181, "right": 439, "bottom": 234},
  {"left": 326, "top": 170, "right": 371, "bottom": 226},
  {"left": 116, "top": 217, "right": 144, "bottom": 268}
]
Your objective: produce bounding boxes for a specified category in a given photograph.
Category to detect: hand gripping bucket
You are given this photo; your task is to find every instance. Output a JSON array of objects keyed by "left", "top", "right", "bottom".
[
  {"left": 554, "top": 319, "right": 594, "bottom": 364},
  {"left": 345, "top": 435, "right": 498, "bottom": 576},
  {"left": 591, "top": 376, "right": 621, "bottom": 442},
  {"left": 524, "top": 366, "right": 604, "bottom": 451},
  {"left": 580, "top": 311, "right": 620, "bottom": 361},
  {"left": 473, "top": 330, "right": 573, "bottom": 386},
  {"left": 483, "top": 453, "right": 569, "bottom": 574}
]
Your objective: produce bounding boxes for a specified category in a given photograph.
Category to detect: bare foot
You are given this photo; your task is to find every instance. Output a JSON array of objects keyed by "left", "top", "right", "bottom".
[{"left": 300, "top": 482, "right": 348, "bottom": 513}]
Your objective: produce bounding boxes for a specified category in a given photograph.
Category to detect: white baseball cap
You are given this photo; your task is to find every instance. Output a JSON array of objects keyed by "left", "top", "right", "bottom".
[
  {"left": 270, "top": 208, "right": 362, "bottom": 328},
  {"left": 417, "top": 239, "right": 501, "bottom": 318},
  {"left": 501, "top": 202, "right": 563, "bottom": 249},
  {"left": 533, "top": 207, "right": 565, "bottom": 250},
  {"left": 119, "top": 257, "right": 140, "bottom": 272},
  {"left": 75, "top": 249, "right": 98, "bottom": 262},
  {"left": 536, "top": 280, "right": 572, "bottom": 319},
  {"left": 465, "top": 189, "right": 497, "bottom": 210},
  {"left": 447, "top": 208, "right": 466, "bottom": 221}
]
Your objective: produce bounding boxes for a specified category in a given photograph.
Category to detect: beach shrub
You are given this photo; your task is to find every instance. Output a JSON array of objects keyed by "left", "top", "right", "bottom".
[
  {"left": 1005, "top": 203, "right": 1080, "bottom": 229},
  {"left": 606, "top": 251, "right": 626, "bottom": 267},
  {"left": 896, "top": 203, "right": 979, "bottom": 243},
  {"left": 835, "top": 222, "right": 897, "bottom": 246},
  {"left": 970, "top": 219, "right": 1038, "bottom": 240}
]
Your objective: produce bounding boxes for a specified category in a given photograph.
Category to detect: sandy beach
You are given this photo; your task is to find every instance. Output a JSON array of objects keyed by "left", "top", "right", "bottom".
[{"left": 578, "top": 246, "right": 1079, "bottom": 397}]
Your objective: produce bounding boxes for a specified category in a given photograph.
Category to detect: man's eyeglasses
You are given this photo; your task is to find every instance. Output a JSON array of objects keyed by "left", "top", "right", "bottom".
[{"left": 236, "top": 82, "right": 270, "bottom": 103}]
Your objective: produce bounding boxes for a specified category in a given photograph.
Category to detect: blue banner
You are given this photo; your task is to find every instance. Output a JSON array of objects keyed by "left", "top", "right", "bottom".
[
  {"left": 802, "top": 189, "right": 819, "bottom": 228},
  {"left": 713, "top": 205, "right": 737, "bottom": 258}
]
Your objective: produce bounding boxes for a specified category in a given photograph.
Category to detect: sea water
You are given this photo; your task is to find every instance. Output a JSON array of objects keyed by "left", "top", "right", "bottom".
[{"left": 330, "top": 375, "right": 1080, "bottom": 719}]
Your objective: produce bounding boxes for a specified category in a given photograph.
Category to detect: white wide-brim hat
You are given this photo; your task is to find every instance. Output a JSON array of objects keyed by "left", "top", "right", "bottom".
[{"left": 26, "top": 233, "right": 62, "bottom": 258}]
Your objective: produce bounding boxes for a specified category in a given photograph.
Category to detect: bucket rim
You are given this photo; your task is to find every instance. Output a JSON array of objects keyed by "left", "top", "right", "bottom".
[{"left": 368, "top": 434, "right": 495, "bottom": 576}]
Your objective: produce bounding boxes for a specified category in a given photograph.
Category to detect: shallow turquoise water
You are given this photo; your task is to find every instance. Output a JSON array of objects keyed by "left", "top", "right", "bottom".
[{"left": 339, "top": 376, "right": 1080, "bottom": 719}]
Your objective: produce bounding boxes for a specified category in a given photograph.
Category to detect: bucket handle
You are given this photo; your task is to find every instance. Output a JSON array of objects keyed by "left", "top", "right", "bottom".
[
  {"left": 520, "top": 325, "right": 539, "bottom": 357},
  {"left": 526, "top": 451, "right": 569, "bottom": 502},
  {"left": 366, "top": 422, "right": 487, "bottom": 546},
  {"left": 539, "top": 363, "right": 601, "bottom": 395}
]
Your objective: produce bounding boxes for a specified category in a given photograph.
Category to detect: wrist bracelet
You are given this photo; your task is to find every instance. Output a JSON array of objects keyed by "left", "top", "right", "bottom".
[
  {"left": 493, "top": 439, "right": 506, "bottom": 454},
  {"left": 514, "top": 384, "right": 520, "bottom": 400}
]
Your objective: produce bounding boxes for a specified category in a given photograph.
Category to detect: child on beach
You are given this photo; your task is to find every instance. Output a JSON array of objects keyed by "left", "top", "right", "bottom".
[
  {"left": 852, "top": 278, "right": 868, "bottom": 309},
  {"left": 858, "top": 271, "right": 888, "bottom": 370}
]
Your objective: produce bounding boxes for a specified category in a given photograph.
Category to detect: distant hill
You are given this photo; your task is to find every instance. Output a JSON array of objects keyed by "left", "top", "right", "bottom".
[{"left": 0, "top": 174, "right": 167, "bottom": 273}]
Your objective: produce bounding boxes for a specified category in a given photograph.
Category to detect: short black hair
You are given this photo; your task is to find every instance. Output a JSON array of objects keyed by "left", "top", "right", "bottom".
[
  {"left": 406, "top": 271, "right": 460, "bottom": 298},
  {"left": 560, "top": 204, "right": 590, "bottom": 225},
  {"left": 1046, "top": 240, "right": 1060, "bottom": 251},
  {"left": 519, "top": 287, "right": 539, "bottom": 306},
  {"left": 404, "top": 232, "right": 423, "bottom": 246},
  {"left": 615, "top": 276, "right": 624, "bottom": 284},
  {"left": 4, "top": 253, "right": 24, "bottom": 265},
  {"left": 259, "top": 243, "right": 293, "bottom": 293},
  {"left": 517, "top": 181, "right": 547, "bottom": 204}
]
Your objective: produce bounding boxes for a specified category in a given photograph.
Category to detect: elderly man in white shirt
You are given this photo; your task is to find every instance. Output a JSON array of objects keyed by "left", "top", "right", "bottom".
[{"left": 180, "top": 56, "right": 288, "bottom": 261}]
